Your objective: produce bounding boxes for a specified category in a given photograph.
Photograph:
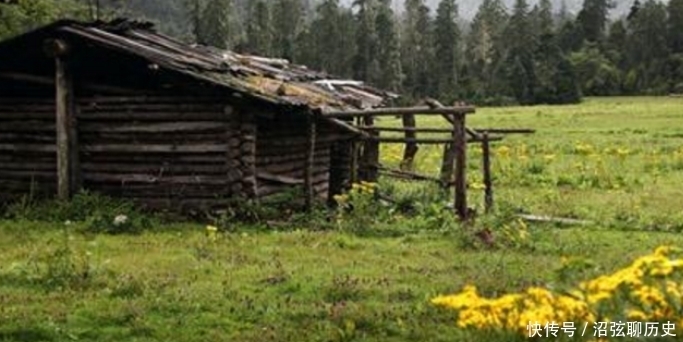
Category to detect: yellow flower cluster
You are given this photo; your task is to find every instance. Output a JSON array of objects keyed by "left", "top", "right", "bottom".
[
  {"left": 205, "top": 225, "right": 218, "bottom": 242},
  {"left": 575, "top": 142, "right": 595, "bottom": 155},
  {"left": 432, "top": 285, "right": 593, "bottom": 335},
  {"left": 351, "top": 181, "right": 378, "bottom": 195},
  {"left": 432, "top": 246, "right": 683, "bottom": 336},
  {"left": 333, "top": 181, "right": 378, "bottom": 206}
]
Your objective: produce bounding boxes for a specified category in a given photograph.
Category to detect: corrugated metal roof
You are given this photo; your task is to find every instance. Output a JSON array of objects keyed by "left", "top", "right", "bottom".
[{"left": 18, "top": 19, "right": 399, "bottom": 111}]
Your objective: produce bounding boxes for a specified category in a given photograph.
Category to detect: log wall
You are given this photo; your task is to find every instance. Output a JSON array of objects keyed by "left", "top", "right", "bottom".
[
  {"left": 0, "top": 99, "right": 57, "bottom": 203},
  {"left": 0, "top": 96, "right": 353, "bottom": 212},
  {"left": 76, "top": 96, "right": 246, "bottom": 211},
  {"left": 256, "top": 115, "right": 342, "bottom": 200},
  {"left": 0, "top": 96, "right": 258, "bottom": 212}
]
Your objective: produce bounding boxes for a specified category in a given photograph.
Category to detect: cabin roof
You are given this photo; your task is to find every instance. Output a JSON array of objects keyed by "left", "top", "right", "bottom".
[{"left": 0, "top": 19, "right": 398, "bottom": 112}]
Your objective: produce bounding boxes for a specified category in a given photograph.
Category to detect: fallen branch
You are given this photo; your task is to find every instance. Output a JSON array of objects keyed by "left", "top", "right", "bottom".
[{"left": 517, "top": 214, "right": 593, "bottom": 226}]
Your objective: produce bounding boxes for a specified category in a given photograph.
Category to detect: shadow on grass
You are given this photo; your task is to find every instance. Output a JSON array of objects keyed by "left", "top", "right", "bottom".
[{"left": 0, "top": 327, "right": 55, "bottom": 342}]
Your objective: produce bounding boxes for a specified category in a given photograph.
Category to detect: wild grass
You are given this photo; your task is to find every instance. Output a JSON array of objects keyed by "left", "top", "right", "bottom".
[{"left": 1, "top": 97, "right": 683, "bottom": 341}]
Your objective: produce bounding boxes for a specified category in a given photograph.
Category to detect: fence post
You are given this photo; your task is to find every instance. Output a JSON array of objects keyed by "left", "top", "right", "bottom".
[
  {"left": 482, "top": 132, "right": 493, "bottom": 213},
  {"left": 48, "top": 39, "right": 78, "bottom": 200},
  {"left": 453, "top": 113, "right": 468, "bottom": 220}
]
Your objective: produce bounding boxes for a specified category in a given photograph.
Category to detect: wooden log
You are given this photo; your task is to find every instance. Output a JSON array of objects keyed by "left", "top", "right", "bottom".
[
  {"left": 440, "top": 125, "right": 456, "bottom": 189},
  {"left": 81, "top": 154, "right": 226, "bottom": 164},
  {"left": 0, "top": 144, "right": 56, "bottom": 152},
  {"left": 78, "top": 103, "right": 228, "bottom": 112},
  {"left": 55, "top": 50, "right": 74, "bottom": 200},
  {"left": 256, "top": 174, "right": 330, "bottom": 198},
  {"left": 259, "top": 158, "right": 329, "bottom": 175},
  {"left": 360, "top": 126, "right": 455, "bottom": 133},
  {"left": 0, "top": 98, "right": 54, "bottom": 104},
  {"left": 0, "top": 133, "right": 56, "bottom": 143},
  {"left": 82, "top": 173, "right": 239, "bottom": 185},
  {"left": 78, "top": 133, "right": 231, "bottom": 144},
  {"left": 80, "top": 163, "right": 228, "bottom": 174},
  {"left": 258, "top": 172, "right": 303, "bottom": 185},
  {"left": 75, "top": 112, "right": 229, "bottom": 121},
  {"left": 81, "top": 144, "right": 229, "bottom": 153},
  {"left": 324, "top": 106, "right": 476, "bottom": 118},
  {"left": 350, "top": 141, "right": 359, "bottom": 185},
  {"left": 256, "top": 149, "right": 331, "bottom": 165},
  {"left": 517, "top": 214, "right": 593, "bottom": 226},
  {"left": 475, "top": 128, "right": 536, "bottom": 134},
  {"left": 0, "top": 162, "right": 56, "bottom": 171},
  {"left": 401, "top": 114, "right": 418, "bottom": 171},
  {"left": 328, "top": 140, "right": 352, "bottom": 205},
  {"left": 482, "top": 132, "right": 493, "bottom": 213},
  {"left": 79, "top": 122, "right": 229, "bottom": 133},
  {"left": 359, "top": 115, "right": 379, "bottom": 182},
  {"left": 377, "top": 166, "right": 442, "bottom": 183},
  {"left": 370, "top": 136, "right": 503, "bottom": 144},
  {"left": 453, "top": 113, "right": 468, "bottom": 221},
  {"left": 328, "top": 118, "right": 368, "bottom": 137},
  {"left": 256, "top": 134, "right": 350, "bottom": 148},
  {"left": 76, "top": 96, "right": 228, "bottom": 104},
  {"left": 304, "top": 116, "right": 317, "bottom": 210},
  {"left": 0, "top": 121, "right": 56, "bottom": 132},
  {"left": 240, "top": 115, "right": 258, "bottom": 198},
  {"left": 0, "top": 170, "right": 57, "bottom": 180},
  {"left": 424, "top": 99, "right": 481, "bottom": 140},
  {"left": 0, "top": 112, "right": 54, "bottom": 120}
]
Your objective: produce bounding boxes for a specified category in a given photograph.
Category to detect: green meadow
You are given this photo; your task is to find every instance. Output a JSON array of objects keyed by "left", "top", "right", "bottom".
[{"left": 1, "top": 97, "right": 683, "bottom": 342}]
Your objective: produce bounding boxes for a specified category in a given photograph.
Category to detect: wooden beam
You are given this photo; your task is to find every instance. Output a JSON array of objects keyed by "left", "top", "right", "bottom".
[
  {"left": 304, "top": 116, "right": 316, "bottom": 211},
  {"left": 359, "top": 126, "right": 533, "bottom": 135},
  {"left": 482, "top": 132, "right": 493, "bottom": 213},
  {"left": 324, "top": 106, "right": 476, "bottom": 118},
  {"left": 476, "top": 128, "right": 536, "bottom": 135},
  {"left": 359, "top": 115, "right": 379, "bottom": 182},
  {"left": 377, "top": 164, "right": 442, "bottom": 183},
  {"left": 423, "top": 98, "right": 481, "bottom": 140},
  {"left": 440, "top": 116, "right": 456, "bottom": 189},
  {"left": 327, "top": 118, "right": 369, "bottom": 138},
  {"left": 453, "top": 113, "right": 468, "bottom": 221},
  {"left": 257, "top": 172, "right": 304, "bottom": 185},
  {"left": 401, "top": 113, "right": 418, "bottom": 171},
  {"left": 54, "top": 42, "right": 77, "bottom": 200},
  {"left": 370, "top": 136, "right": 503, "bottom": 144}
]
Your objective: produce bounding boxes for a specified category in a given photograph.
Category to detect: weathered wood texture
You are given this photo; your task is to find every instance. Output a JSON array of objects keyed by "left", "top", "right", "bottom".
[
  {"left": 77, "top": 97, "right": 244, "bottom": 211},
  {"left": 328, "top": 140, "right": 353, "bottom": 205},
  {"left": 0, "top": 99, "right": 57, "bottom": 203},
  {"left": 255, "top": 114, "right": 346, "bottom": 202}
]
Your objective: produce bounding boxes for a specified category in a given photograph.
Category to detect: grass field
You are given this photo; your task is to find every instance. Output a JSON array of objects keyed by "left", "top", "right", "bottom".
[{"left": 2, "top": 97, "right": 683, "bottom": 342}]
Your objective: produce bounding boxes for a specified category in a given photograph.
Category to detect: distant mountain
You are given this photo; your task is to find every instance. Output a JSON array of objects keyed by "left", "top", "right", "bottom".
[{"left": 338, "top": 0, "right": 652, "bottom": 20}]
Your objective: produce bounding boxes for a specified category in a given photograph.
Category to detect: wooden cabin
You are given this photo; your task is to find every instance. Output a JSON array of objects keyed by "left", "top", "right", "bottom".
[{"left": 0, "top": 19, "right": 397, "bottom": 212}]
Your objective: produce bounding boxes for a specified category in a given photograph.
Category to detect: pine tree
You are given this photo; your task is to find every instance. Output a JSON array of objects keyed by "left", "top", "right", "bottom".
[
  {"left": 244, "top": 0, "right": 273, "bottom": 55},
  {"left": 504, "top": 0, "right": 537, "bottom": 104},
  {"left": 466, "top": 0, "right": 508, "bottom": 99},
  {"left": 272, "top": 0, "right": 303, "bottom": 60},
  {"left": 433, "top": 0, "right": 461, "bottom": 100},
  {"left": 576, "top": 0, "right": 615, "bottom": 43},
  {"left": 402, "top": 0, "right": 433, "bottom": 98},
  {"left": 668, "top": 0, "right": 683, "bottom": 54},
  {"left": 197, "top": 0, "right": 235, "bottom": 49},
  {"left": 375, "top": 0, "right": 403, "bottom": 92},
  {"left": 539, "top": 0, "right": 554, "bottom": 34},
  {"left": 625, "top": 0, "right": 669, "bottom": 92},
  {"left": 352, "top": 0, "right": 381, "bottom": 85}
]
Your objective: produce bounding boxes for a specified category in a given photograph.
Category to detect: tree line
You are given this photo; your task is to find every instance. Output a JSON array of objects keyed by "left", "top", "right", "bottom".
[{"left": 2, "top": 0, "right": 683, "bottom": 106}]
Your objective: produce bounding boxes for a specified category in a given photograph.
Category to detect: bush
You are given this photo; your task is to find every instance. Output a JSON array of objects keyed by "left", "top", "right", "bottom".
[{"left": 3, "top": 191, "right": 152, "bottom": 235}]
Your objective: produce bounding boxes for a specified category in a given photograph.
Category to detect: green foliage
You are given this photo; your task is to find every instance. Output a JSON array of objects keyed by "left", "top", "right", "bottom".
[
  {"left": 3, "top": 191, "right": 152, "bottom": 235},
  {"left": 0, "top": 0, "right": 86, "bottom": 39}
]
